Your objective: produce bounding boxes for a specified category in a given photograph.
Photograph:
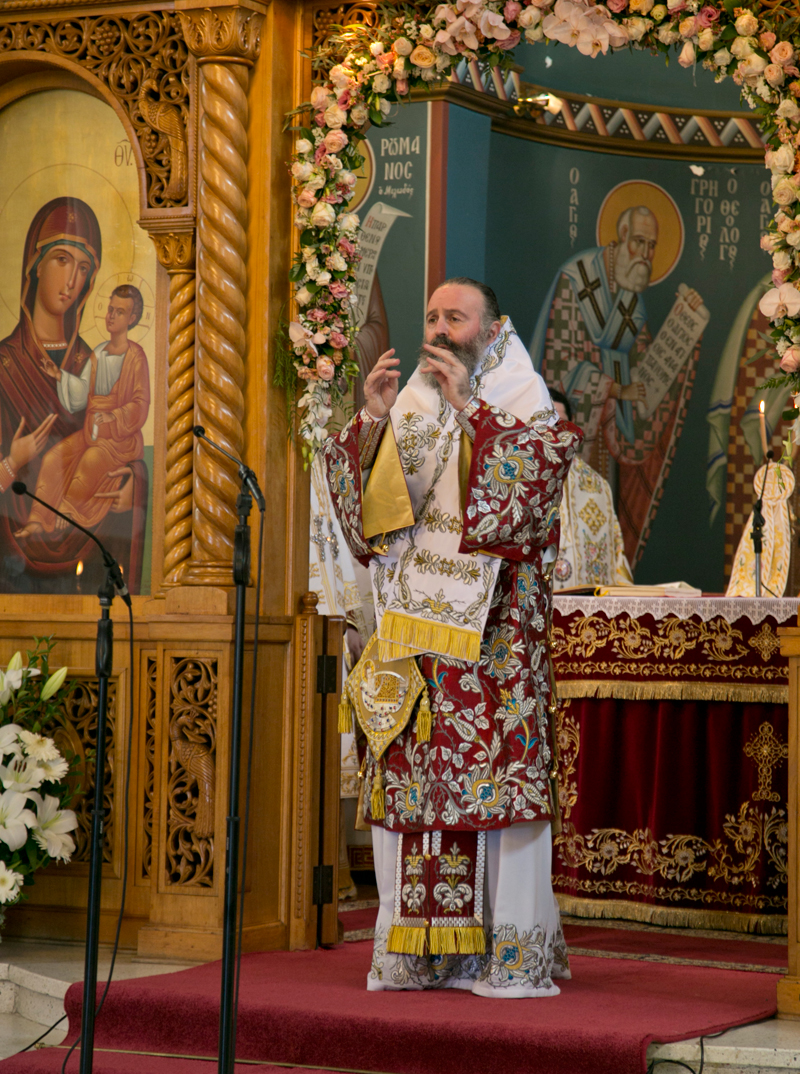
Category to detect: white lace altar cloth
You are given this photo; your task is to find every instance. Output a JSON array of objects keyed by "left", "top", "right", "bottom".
[{"left": 553, "top": 595, "right": 798, "bottom": 627}]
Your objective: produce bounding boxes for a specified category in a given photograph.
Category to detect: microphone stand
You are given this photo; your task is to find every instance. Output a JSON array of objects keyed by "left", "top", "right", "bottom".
[
  {"left": 11, "top": 483, "right": 130, "bottom": 1074},
  {"left": 192, "top": 427, "right": 264, "bottom": 1074},
  {"left": 751, "top": 450, "right": 773, "bottom": 598}
]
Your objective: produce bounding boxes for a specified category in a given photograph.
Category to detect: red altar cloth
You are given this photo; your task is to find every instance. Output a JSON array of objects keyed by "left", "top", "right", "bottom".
[{"left": 550, "top": 596, "right": 795, "bottom": 932}]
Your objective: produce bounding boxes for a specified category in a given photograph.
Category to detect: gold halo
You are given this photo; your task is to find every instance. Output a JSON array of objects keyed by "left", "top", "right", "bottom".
[
  {"left": 348, "top": 138, "right": 375, "bottom": 214},
  {"left": 93, "top": 272, "right": 155, "bottom": 345},
  {"left": 596, "top": 180, "right": 684, "bottom": 286}
]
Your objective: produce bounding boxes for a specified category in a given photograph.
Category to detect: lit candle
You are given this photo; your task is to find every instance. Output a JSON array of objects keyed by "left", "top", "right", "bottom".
[{"left": 759, "top": 400, "right": 768, "bottom": 459}]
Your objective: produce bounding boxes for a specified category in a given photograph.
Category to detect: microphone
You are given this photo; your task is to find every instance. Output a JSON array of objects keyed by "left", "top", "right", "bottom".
[
  {"left": 11, "top": 481, "right": 132, "bottom": 607},
  {"left": 193, "top": 425, "right": 265, "bottom": 511}
]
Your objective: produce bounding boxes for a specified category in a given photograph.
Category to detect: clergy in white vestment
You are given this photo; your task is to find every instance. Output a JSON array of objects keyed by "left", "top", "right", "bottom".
[{"left": 550, "top": 389, "right": 632, "bottom": 591}]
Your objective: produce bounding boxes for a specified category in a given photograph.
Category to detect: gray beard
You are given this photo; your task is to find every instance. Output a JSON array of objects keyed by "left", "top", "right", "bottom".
[
  {"left": 614, "top": 251, "right": 652, "bottom": 293},
  {"left": 417, "top": 332, "right": 485, "bottom": 391}
]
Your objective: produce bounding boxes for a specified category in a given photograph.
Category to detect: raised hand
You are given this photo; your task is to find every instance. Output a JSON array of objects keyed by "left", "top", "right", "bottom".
[
  {"left": 8, "top": 413, "right": 57, "bottom": 471},
  {"left": 420, "top": 342, "right": 473, "bottom": 411},
  {"left": 364, "top": 348, "right": 400, "bottom": 420}
]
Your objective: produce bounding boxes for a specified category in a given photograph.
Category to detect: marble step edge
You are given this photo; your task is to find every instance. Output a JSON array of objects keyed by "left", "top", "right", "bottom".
[
  {"left": 648, "top": 1036, "right": 800, "bottom": 1071},
  {"left": 0, "top": 963, "right": 68, "bottom": 1027}
]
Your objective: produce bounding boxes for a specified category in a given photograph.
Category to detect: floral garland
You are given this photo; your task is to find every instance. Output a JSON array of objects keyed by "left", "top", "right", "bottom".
[{"left": 285, "top": 0, "right": 797, "bottom": 451}]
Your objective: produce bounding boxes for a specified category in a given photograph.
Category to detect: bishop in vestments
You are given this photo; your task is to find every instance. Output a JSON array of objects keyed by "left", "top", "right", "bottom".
[{"left": 321, "top": 278, "right": 581, "bottom": 997}]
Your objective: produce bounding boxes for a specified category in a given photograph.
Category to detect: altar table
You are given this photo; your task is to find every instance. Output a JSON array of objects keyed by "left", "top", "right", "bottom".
[{"left": 550, "top": 596, "right": 797, "bottom": 933}]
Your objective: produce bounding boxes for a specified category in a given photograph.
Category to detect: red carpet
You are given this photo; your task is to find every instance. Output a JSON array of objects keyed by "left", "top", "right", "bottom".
[
  {"left": 0, "top": 940, "right": 778, "bottom": 1074},
  {"left": 564, "top": 924, "right": 787, "bottom": 970}
]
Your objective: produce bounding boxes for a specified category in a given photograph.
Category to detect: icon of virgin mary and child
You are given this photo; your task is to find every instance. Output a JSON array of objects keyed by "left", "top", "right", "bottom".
[{"left": 0, "top": 196, "right": 150, "bottom": 591}]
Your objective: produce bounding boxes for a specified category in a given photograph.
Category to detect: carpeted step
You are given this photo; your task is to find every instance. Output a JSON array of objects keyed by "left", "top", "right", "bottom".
[
  {"left": 562, "top": 924, "right": 787, "bottom": 971},
  {"left": 0, "top": 942, "right": 775, "bottom": 1074},
  {"left": 0, "top": 1050, "right": 342, "bottom": 1074}
]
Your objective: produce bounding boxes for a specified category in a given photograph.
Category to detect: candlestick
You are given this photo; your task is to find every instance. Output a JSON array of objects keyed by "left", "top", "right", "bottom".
[{"left": 759, "top": 399, "right": 768, "bottom": 459}]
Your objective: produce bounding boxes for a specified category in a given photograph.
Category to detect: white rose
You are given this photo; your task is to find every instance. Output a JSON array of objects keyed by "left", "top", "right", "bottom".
[
  {"left": 296, "top": 286, "right": 313, "bottom": 306},
  {"left": 697, "top": 28, "right": 715, "bottom": 51},
  {"left": 768, "top": 143, "right": 796, "bottom": 174},
  {"left": 525, "top": 24, "right": 545, "bottom": 41},
  {"left": 734, "top": 11, "right": 759, "bottom": 36},
  {"left": 296, "top": 138, "right": 313, "bottom": 155},
  {"left": 394, "top": 61, "right": 407, "bottom": 80},
  {"left": 380, "top": 97, "right": 392, "bottom": 115},
  {"left": 304, "top": 170, "right": 326, "bottom": 192},
  {"left": 350, "top": 104, "right": 368, "bottom": 126},
  {"left": 657, "top": 25, "right": 680, "bottom": 44},
  {"left": 394, "top": 36, "right": 414, "bottom": 55},
  {"left": 739, "top": 53, "right": 768, "bottom": 79},
  {"left": 519, "top": 6, "right": 541, "bottom": 26},
  {"left": 419, "top": 24, "right": 435, "bottom": 39},
  {"left": 369, "top": 41, "right": 384, "bottom": 56},
  {"left": 714, "top": 47, "right": 731, "bottom": 66},
  {"left": 774, "top": 249, "right": 793, "bottom": 271},
  {"left": 787, "top": 230, "right": 800, "bottom": 249},
  {"left": 773, "top": 175, "right": 799, "bottom": 207},
  {"left": 291, "top": 161, "right": 315, "bottom": 181},
  {"left": 339, "top": 169, "right": 357, "bottom": 187},
  {"left": 338, "top": 212, "right": 360, "bottom": 232},
  {"left": 315, "top": 270, "right": 332, "bottom": 286},
  {"left": 778, "top": 98, "right": 800, "bottom": 122},
  {"left": 304, "top": 256, "right": 320, "bottom": 279},
  {"left": 624, "top": 16, "right": 650, "bottom": 41},
  {"left": 730, "top": 36, "right": 754, "bottom": 59},
  {"left": 310, "top": 201, "right": 337, "bottom": 228},
  {"left": 324, "top": 103, "right": 348, "bottom": 129},
  {"left": 373, "top": 73, "right": 391, "bottom": 93},
  {"left": 326, "top": 252, "right": 347, "bottom": 272},
  {"left": 294, "top": 210, "right": 310, "bottom": 228}
]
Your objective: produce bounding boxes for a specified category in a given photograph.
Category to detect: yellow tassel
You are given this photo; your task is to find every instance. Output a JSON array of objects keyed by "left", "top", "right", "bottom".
[
  {"left": 371, "top": 765, "right": 385, "bottom": 819},
  {"left": 378, "top": 611, "right": 482, "bottom": 663},
  {"left": 416, "top": 686, "right": 432, "bottom": 742},
  {"left": 429, "top": 925, "right": 486, "bottom": 956},
  {"left": 387, "top": 924, "right": 427, "bottom": 956},
  {"left": 338, "top": 693, "right": 353, "bottom": 735}
]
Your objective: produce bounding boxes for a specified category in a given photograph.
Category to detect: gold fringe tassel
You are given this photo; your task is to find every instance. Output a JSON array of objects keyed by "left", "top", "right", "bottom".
[
  {"left": 555, "top": 894, "right": 788, "bottom": 936},
  {"left": 428, "top": 925, "right": 486, "bottom": 955},
  {"left": 556, "top": 680, "right": 788, "bottom": 704},
  {"left": 338, "top": 693, "right": 353, "bottom": 735},
  {"left": 416, "top": 686, "right": 432, "bottom": 742},
  {"left": 379, "top": 611, "right": 481, "bottom": 664},
  {"left": 371, "top": 765, "right": 385, "bottom": 820},
  {"left": 387, "top": 924, "right": 427, "bottom": 955}
]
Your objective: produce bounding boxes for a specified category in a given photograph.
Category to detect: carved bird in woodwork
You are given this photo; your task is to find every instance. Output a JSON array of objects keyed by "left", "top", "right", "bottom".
[
  {"left": 169, "top": 714, "right": 215, "bottom": 838},
  {"left": 138, "top": 69, "right": 188, "bottom": 204}
]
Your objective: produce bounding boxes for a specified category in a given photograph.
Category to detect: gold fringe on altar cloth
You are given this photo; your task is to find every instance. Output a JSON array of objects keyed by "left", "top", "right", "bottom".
[
  {"left": 556, "top": 894, "right": 788, "bottom": 935},
  {"left": 555, "top": 680, "right": 788, "bottom": 704}
]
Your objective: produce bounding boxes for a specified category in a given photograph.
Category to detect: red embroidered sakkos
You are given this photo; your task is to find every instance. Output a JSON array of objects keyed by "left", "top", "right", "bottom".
[{"left": 323, "top": 401, "right": 582, "bottom": 834}]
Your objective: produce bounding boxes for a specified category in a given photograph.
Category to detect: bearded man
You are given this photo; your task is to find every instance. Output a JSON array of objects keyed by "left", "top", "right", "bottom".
[
  {"left": 529, "top": 206, "right": 703, "bottom": 567},
  {"left": 321, "top": 277, "right": 581, "bottom": 997}
]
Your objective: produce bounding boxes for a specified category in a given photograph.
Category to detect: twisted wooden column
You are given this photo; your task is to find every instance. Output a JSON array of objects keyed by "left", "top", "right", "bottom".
[
  {"left": 179, "top": 7, "right": 263, "bottom": 585},
  {"left": 152, "top": 233, "right": 197, "bottom": 586}
]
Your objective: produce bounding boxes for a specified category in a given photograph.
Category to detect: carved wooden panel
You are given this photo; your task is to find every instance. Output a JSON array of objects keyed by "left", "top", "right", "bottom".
[
  {"left": 64, "top": 677, "right": 117, "bottom": 864},
  {"left": 166, "top": 656, "right": 216, "bottom": 888},
  {"left": 0, "top": 13, "right": 191, "bottom": 208},
  {"left": 141, "top": 656, "right": 158, "bottom": 882},
  {"left": 311, "top": 2, "right": 380, "bottom": 49}
]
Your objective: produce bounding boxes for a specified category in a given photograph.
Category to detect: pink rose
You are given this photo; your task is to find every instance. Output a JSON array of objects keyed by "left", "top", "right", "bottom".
[
  {"left": 498, "top": 29, "right": 521, "bottom": 48},
  {"left": 396, "top": 79, "right": 410, "bottom": 95},
  {"left": 329, "top": 281, "right": 349, "bottom": 300},
  {"left": 338, "top": 237, "right": 356, "bottom": 256},
  {"left": 330, "top": 331, "right": 348, "bottom": 349},
  {"left": 695, "top": 5, "right": 720, "bottom": 27},
  {"left": 781, "top": 345, "right": 800, "bottom": 372},
  {"left": 771, "top": 41, "right": 794, "bottom": 65},
  {"left": 296, "top": 188, "right": 318, "bottom": 208},
  {"left": 324, "top": 129, "right": 349, "bottom": 153},
  {"left": 314, "top": 111, "right": 327, "bottom": 127},
  {"left": 773, "top": 268, "right": 790, "bottom": 286},
  {"left": 337, "top": 90, "right": 352, "bottom": 109},
  {"left": 316, "top": 356, "right": 335, "bottom": 381},
  {"left": 314, "top": 143, "right": 327, "bottom": 164},
  {"left": 760, "top": 31, "right": 777, "bottom": 50},
  {"left": 307, "top": 308, "right": 327, "bottom": 322},
  {"left": 607, "top": 0, "right": 628, "bottom": 13},
  {"left": 504, "top": 1, "right": 523, "bottom": 20},
  {"left": 766, "top": 63, "right": 786, "bottom": 88}
]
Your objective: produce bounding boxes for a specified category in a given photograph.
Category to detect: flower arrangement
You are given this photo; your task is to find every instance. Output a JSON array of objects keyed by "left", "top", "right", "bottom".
[
  {"left": 0, "top": 638, "right": 79, "bottom": 925},
  {"left": 283, "top": 0, "right": 797, "bottom": 452}
]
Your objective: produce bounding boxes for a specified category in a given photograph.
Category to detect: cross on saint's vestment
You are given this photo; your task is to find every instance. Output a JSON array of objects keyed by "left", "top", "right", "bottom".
[
  {"left": 577, "top": 261, "right": 605, "bottom": 330},
  {"left": 611, "top": 294, "right": 639, "bottom": 350}
]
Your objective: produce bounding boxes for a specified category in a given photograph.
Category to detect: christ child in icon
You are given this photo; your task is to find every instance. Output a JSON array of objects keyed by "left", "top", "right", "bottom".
[{"left": 15, "top": 284, "right": 150, "bottom": 537}]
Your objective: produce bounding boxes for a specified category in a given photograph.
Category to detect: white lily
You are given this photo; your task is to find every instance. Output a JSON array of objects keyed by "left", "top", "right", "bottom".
[
  {"left": 40, "top": 666, "right": 67, "bottom": 702},
  {"left": 0, "top": 724, "right": 22, "bottom": 763},
  {"left": 0, "top": 789, "right": 35, "bottom": 851},
  {"left": 0, "top": 664, "right": 40, "bottom": 706},
  {"left": 28, "top": 792, "right": 77, "bottom": 861},
  {"left": 0, "top": 860, "right": 23, "bottom": 904},
  {"left": 0, "top": 755, "right": 45, "bottom": 794}
]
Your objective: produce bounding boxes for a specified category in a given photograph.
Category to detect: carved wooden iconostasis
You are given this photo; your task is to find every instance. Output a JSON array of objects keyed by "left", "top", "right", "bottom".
[{"left": 0, "top": 0, "right": 342, "bottom": 960}]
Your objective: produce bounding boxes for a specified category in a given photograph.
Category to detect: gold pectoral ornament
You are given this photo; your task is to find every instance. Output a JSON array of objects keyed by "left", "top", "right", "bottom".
[{"left": 338, "top": 634, "right": 430, "bottom": 819}]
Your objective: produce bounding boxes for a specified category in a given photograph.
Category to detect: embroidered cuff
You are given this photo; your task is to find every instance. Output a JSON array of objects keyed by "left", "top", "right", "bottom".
[
  {"left": 0, "top": 455, "right": 17, "bottom": 494},
  {"left": 454, "top": 396, "right": 480, "bottom": 440},
  {"left": 358, "top": 408, "right": 388, "bottom": 469}
]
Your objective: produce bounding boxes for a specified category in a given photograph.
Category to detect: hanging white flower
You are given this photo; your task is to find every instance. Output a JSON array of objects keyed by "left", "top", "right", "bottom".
[
  {"left": 18, "top": 730, "right": 60, "bottom": 763},
  {"left": 36, "top": 755, "right": 69, "bottom": 783},
  {"left": 28, "top": 792, "right": 77, "bottom": 861},
  {"left": 0, "top": 724, "right": 23, "bottom": 763},
  {"left": 0, "top": 861, "right": 23, "bottom": 904},
  {"left": 0, "top": 789, "right": 35, "bottom": 851},
  {"left": 0, "top": 755, "right": 46, "bottom": 794}
]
